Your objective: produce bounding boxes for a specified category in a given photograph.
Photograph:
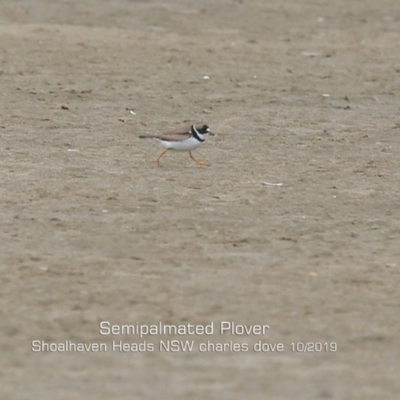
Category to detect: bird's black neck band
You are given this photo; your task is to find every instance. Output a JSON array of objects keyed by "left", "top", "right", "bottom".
[{"left": 191, "top": 125, "right": 205, "bottom": 142}]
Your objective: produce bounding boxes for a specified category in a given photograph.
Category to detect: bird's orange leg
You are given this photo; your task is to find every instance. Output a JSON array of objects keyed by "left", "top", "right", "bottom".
[
  {"left": 155, "top": 149, "right": 168, "bottom": 166},
  {"left": 189, "top": 151, "right": 207, "bottom": 167}
]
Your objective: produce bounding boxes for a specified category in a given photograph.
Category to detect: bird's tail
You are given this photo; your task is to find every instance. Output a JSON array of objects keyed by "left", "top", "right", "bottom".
[{"left": 139, "top": 135, "right": 156, "bottom": 139}]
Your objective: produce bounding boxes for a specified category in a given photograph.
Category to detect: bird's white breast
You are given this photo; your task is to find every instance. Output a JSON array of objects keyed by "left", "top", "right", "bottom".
[{"left": 156, "top": 136, "right": 202, "bottom": 151}]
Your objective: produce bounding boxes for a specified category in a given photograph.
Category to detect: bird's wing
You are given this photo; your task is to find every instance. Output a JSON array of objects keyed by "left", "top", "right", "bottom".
[
  {"left": 139, "top": 125, "right": 192, "bottom": 141},
  {"left": 157, "top": 125, "right": 192, "bottom": 141}
]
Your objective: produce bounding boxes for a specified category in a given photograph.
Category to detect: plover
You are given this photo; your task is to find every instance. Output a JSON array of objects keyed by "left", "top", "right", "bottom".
[{"left": 139, "top": 124, "right": 214, "bottom": 167}]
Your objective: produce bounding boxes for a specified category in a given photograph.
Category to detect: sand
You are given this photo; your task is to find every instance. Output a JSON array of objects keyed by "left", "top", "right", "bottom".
[{"left": 1, "top": 1, "right": 400, "bottom": 399}]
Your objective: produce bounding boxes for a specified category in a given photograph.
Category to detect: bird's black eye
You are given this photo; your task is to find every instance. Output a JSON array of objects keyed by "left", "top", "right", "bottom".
[{"left": 201, "top": 125, "right": 209, "bottom": 132}]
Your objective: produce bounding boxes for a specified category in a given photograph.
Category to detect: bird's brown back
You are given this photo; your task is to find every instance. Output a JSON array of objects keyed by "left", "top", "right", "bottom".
[{"left": 139, "top": 125, "right": 192, "bottom": 142}]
